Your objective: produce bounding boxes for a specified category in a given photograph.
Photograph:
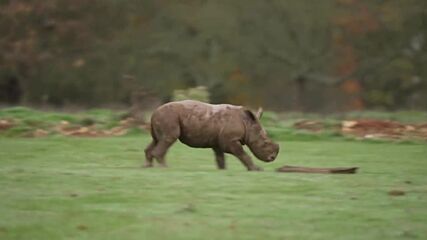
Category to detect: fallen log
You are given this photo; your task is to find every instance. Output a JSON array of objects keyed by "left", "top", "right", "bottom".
[{"left": 276, "top": 165, "right": 358, "bottom": 174}]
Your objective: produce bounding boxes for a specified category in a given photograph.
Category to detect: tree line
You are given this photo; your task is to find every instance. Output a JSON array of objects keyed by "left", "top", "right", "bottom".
[{"left": 0, "top": 0, "right": 426, "bottom": 111}]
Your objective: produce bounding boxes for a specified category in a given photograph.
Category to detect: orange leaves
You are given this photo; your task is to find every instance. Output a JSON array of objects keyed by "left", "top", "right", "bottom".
[
  {"left": 226, "top": 68, "right": 252, "bottom": 105},
  {"left": 334, "top": 45, "right": 358, "bottom": 77},
  {"left": 340, "top": 79, "right": 361, "bottom": 94},
  {"left": 0, "top": 2, "right": 33, "bottom": 15},
  {"left": 228, "top": 68, "right": 249, "bottom": 84},
  {"left": 334, "top": 1, "right": 380, "bottom": 36}
]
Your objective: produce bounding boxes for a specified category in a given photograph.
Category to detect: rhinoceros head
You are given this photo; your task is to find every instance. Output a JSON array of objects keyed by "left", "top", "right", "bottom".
[{"left": 243, "top": 108, "right": 279, "bottom": 162}]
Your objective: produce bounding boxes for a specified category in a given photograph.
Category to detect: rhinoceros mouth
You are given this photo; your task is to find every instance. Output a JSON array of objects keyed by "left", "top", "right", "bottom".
[{"left": 262, "top": 153, "right": 277, "bottom": 162}]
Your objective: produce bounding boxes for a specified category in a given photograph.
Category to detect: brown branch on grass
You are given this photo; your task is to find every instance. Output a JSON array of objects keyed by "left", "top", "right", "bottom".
[{"left": 277, "top": 165, "right": 359, "bottom": 174}]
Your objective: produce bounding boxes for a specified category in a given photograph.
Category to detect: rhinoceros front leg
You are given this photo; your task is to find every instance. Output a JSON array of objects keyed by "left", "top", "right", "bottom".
[
  {"left": 228, "top": 141, "right": 263, "bottom": 171},
  {"left": 213, "top": 148, "right": 226, "bottom": 170}
]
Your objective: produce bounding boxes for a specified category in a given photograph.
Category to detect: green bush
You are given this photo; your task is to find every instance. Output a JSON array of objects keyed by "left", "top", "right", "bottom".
[{"left": 173, "top": 86, "right": 210, "bottom": 102}]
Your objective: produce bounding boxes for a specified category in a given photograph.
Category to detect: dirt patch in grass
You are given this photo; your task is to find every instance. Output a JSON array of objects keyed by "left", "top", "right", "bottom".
[
  {"left": 0, "top": 117, "right": 148, "bottom": 138},
  {"left": 0, "top": 119, "right": 14, "bottom": 130},
  {"left": 294, "top": 119, "right": 427, "bottom": 141},
  {"left": 341, "top": 120, "right": 427, "bottom": 140},
  {"left": 76, "top": 224, "right": 88, "bottom": 231},
  {"left": 388, "top": 190, "right": 406, "bottom": 196}
]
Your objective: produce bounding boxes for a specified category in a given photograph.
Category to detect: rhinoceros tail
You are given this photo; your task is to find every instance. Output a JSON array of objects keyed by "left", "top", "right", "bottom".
[{"left": 149, "top": 119, "right": 158, "bottom": 142}]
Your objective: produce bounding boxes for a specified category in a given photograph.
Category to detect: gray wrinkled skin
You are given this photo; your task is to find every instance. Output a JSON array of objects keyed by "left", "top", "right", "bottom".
[{"left": 144, "top": 100, "right": 280, "bottom": 171}]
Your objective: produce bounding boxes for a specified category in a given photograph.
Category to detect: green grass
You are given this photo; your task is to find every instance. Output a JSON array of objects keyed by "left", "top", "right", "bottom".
[{"left": 0, "top": 136, "right": 426, "bottom": 239}]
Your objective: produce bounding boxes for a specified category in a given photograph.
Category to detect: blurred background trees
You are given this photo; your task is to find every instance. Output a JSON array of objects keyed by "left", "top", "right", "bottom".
[{"left": 0, "top": 0, "right": 426, "bottom": 111}]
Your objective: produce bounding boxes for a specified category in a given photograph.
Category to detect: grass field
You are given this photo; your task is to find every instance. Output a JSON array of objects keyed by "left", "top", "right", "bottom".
[{"left": 0, "top": 135, "right": 426, "bottom": 240}]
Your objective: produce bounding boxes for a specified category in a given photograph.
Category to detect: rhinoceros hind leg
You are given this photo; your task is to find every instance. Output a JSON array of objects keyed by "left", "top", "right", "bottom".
[
  {"left": 143, "top": 140, "right": 156, "bottom": 168},
  {"left": 149, "top": 117, "right": 180, "bottom": 167},
  {"left": 151, "top": 138, "right": 177, "bottom": 167}
]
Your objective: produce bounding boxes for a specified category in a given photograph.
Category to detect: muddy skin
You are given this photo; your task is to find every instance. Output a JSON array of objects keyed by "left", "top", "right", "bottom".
[{"left": 144, "top": 100, "right": 279, "bottom": 171}]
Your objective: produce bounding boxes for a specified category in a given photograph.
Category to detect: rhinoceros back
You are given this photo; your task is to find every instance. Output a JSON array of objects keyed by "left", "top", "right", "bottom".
[{"left": 151, "top": 100, "right": 244, "bottom": 148}]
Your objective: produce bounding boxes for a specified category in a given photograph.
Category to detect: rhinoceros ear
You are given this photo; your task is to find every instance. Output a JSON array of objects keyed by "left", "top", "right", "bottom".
[
  {"left": 244, "top": 109, "right": 258, "bottom": 123},
  {"left": 256, "top": 107, "right": 263, "bottom": 119}
]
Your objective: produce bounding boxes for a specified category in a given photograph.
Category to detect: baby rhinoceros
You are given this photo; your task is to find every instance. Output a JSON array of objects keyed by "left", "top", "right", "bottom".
[{"left": 144, "top": 100, "right": 279, "bottom": 171}]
